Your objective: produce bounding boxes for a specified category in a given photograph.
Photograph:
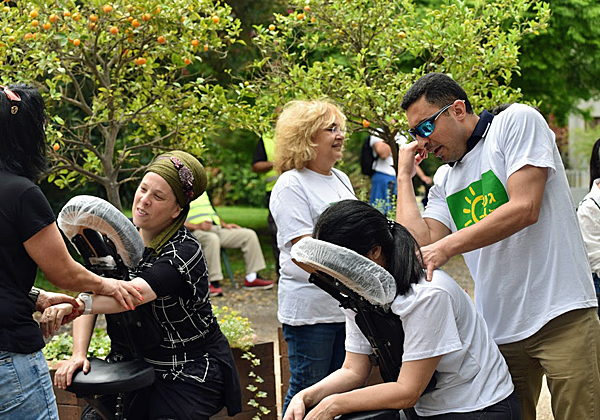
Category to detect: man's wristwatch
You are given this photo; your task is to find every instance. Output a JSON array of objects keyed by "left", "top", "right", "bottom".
[
  {"left": 78, "top": 293, "right": 93, "bottom": 315},
  {"left": 28, "top": 287, "right": 40, "bottom": 306}
]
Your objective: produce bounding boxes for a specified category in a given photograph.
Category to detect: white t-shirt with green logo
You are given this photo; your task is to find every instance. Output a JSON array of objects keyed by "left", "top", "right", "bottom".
[{"left": 423, "top": 104, "right": 596, "bottom": 345}]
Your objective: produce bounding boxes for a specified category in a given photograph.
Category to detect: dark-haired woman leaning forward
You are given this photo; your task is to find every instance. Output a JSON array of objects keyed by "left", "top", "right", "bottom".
[{"left": 284, "top": 200, "right": 520, "bottom": 420}]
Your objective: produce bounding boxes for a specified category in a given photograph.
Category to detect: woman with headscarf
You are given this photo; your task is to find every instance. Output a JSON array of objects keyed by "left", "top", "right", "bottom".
[
  {"left": 53, "top": 151, "right": 242, "bottom": 420},
  {"left": 0, "top": 84, "right": 141, "bottom": 420},
  {"left": 269, "top": 99, "right": 357, "bottom": 414}
]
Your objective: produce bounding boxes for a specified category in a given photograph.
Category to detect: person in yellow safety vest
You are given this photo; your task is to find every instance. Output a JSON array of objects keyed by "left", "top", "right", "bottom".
[
  {"left": 185, "top": 192, "right": 274, "bottom": 297},
  {"left": 252, "top": 131, "right": 280, "bottom": 277}
]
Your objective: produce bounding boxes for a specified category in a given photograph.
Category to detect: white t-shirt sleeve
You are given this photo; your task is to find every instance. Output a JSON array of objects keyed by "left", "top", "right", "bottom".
[
  {"left": 422, "top": 165, "right": 452, "bottom": 229},
  {"left": 398, "top": 288, "right": 463, "bottom": 361},
  {"left": 344, "top": 309, "right": 374, "bottom": 355},
  {"left": 270, "top": 177, "right": 314, "bottom": 248},
  {"left": 497, "top": 105, "right": 556, "bottom": 180}
]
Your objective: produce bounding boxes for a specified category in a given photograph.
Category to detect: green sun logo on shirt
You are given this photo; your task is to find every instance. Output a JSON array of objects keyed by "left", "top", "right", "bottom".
[{"left": 446, "top": 170, "right": 509, "bottom": 230}]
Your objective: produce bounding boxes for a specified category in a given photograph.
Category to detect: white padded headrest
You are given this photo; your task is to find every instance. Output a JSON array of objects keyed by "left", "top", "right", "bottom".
[
  {"left": 291, "top": 237, "right": 397, "bottom": 308},
  {"left": 57, "top": 195, "right": 144, "bottom": 268}
]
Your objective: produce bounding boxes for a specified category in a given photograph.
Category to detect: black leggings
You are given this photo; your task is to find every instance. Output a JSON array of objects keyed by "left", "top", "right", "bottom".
[{"left": 416, "top": 391, "right": 521, "bottom": 420}]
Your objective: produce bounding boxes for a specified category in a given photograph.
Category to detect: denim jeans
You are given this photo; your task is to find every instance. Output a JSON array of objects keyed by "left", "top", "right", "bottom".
[
  {"left": 282, "top": 322, "right": 346, "bottom": 415},
  {"left": 0, "top": 350, "right": 59, "bottom": 420}
]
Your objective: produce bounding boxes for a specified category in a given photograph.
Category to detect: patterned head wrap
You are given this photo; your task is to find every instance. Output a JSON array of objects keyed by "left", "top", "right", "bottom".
[{"left": 143, "top": 150, "right": 207, "bottom": 254}]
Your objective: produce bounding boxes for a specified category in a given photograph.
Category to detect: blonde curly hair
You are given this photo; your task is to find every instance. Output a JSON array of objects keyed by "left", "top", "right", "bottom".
[{"left": 274, "top": 99, "right": 346, "bottom": 173}]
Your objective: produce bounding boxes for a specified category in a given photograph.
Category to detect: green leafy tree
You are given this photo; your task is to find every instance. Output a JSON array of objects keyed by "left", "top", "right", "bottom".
[
  {"left": 233, "top": 0, "right": 550, "bottom": 165},
  {"left": 513, "top": 0, "right": 600, "bottom": 126},
  {"left": 0, "top": 0, "right": 243, "bottom": 209}
]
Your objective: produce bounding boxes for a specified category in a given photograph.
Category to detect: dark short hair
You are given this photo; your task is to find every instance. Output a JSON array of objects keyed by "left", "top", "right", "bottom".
[
  {"left": 313, "top": 200, "right": 425, "bottom": 296},
  {"left": 401, "top": 72, "right": 473, "bottom": 114},
  {"left": 590, "top": 138, "right": 600, "bottom": 190},
  {"left": 0, "top": 84, "right": 47, "bottom": 181}
]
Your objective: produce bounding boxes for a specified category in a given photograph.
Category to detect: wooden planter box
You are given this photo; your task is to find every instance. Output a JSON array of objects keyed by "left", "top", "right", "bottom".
[{"left": 50, "top": 342, "right": 276, "bottom": 420}]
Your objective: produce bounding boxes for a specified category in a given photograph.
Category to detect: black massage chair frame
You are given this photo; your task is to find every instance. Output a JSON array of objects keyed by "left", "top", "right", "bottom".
[
  {"left": 67, "top": 228, "right": 155, "bottom": 420},
  {"left": 308, "top": 271, "right": 437, "bottom": 420}
]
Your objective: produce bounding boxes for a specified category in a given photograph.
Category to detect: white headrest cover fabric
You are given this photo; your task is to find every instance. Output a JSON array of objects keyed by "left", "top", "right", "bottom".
[
  {"left": 58, "top": 195, "right": 144, "bottom": 268},
  {"left": 291, "top": 237, "right": 397, "bottom": 308}
]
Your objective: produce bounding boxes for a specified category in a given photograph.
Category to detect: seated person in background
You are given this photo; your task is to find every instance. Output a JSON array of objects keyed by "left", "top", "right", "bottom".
[
  {"left": 185, "top": 191, "right": 274, "bottom": 296},
  {"left": 53, "top": 151, "right": 242, "bottom": 420},
  {"left": 284, "top": 200, "right": 519, "bottom": 420}
]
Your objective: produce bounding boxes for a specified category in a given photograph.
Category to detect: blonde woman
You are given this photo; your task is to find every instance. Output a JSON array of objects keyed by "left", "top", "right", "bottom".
[{"left": 269, "top": 99, "right": 357, "bottom": 414}]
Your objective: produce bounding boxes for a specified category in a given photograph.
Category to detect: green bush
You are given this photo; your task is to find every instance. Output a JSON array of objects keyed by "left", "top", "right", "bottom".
[{"left": 43, "top": 328, "right": 110, "bottom": 361}]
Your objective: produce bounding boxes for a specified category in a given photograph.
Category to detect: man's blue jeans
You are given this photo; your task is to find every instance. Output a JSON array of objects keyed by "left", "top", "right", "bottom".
[
  {"left": 0, "top": 350, "right": 59, "bottom": 420},
  {"left": 282, "top": 322, "right": 346, "bottom": 415}
]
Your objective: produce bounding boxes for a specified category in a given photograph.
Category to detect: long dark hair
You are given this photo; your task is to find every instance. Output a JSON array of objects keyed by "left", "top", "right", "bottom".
[
  {"left": 313, "top": 200, "right": 425, "bottom": 296},
  {"left": 590, "top": 138, "right": 600, "bottom": 190},
  {"left": 0, "top": 84, "right": 48, "bottom": 181}
]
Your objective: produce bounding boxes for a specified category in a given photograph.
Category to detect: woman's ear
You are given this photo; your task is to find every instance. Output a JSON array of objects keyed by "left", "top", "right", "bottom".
[{"left": 365, "top": 245, "right": 382, "bottom": 263}]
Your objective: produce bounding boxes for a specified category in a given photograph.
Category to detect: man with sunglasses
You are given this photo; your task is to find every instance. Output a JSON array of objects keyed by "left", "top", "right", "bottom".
[{"left": 395, "top": 73, "right": 600, "bottom": 420}]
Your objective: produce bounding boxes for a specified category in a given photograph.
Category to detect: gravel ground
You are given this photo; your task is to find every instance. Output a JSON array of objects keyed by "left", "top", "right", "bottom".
[{"left": 214, "top": 255, "right": 553, "bottom": 419}]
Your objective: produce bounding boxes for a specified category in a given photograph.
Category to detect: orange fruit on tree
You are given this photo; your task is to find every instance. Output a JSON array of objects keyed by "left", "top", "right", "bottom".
[
  {"left": 142, "top": 13, "right": 151, "bottom": 21},
  {"left": 103, "top": 4, "right": 113, "bottom": 13},
  {"left": 109, "top": 26, "right": 118, "bottom": 34},
  {"left": 268, "top": 24, "right": 275, "bottom": 31},
  {"left": 184, "top": 57, "right": 191, "bottom": 65},
  {"left": 7, "top": 35, "right": 15, "bottom": 42},
  {"left": 49, "top": 13, "right": 58, "bottom": 23},
  {"left": 158, "top": 35, "right": 166, "bottom": 44},
  {"left": 24, "top": 32, "right": 33, "bottom": 40},
  {"left": 211, "top": 15, "right": 219, "bottom": 24},
  {"left": 304, "top": 5, "right": 311, "bottom": 11},
  {"left": 126, "top": 5, "right": 134, "bottom": 12},
  {"left": 29, "top": 10, "right": 38, "bottom": 18},
  {"left": 3, "top": 6, "right": 9, "bottom": 12},
  {"left": 398, "top": 31, "right": 406, "bottom": 39},
  {"left": 63, "top": 10, "right": 71, "bottom": 17},
  {"left": 135, "top": 57, "right": 147, "bottom": 65},
  {"left": 203, "top": 44, "right": 208, "bottom": 52},
  {"left": 131, "top": 19, "right": 140, "bottom": 27},
  {"left": 310, "top": 17, "right": 316, "bottom": 23},
  {"left": 297, "top": 13, "right": 304, "bottom": 20},
  {"left": 191, "top": 39, "right": 199, "bottom": 47},
  {"left": 89, "top": 22, "right": 97, "bottom": 30},
  {"left": 89, "top": 14, "right": 98, "bottom": 22},
  {"left": 42, "top": 22, "right": 51, "bottom": 30},
  {"left": 72, "top": 12, "right": 81, "bottom": 21},
  {"left": 31, "top": 19, "right": 39, "bottom": 27},
  {"left": 154, "top": 6, "right": 160, "bottom": 14},
  {"left": 73, "top": 38, "right": 81, "bottom": 46},
  {"left": 362, "top": 119, "right": 370, "bottom": 128},
  {"left": 53, "top": 143, "right": 60, "bottom": 151}
]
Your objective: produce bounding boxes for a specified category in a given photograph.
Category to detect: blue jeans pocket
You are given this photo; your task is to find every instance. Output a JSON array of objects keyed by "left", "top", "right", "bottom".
[{"left": 0, "top": 354, "right": 24, "bottom": 412}]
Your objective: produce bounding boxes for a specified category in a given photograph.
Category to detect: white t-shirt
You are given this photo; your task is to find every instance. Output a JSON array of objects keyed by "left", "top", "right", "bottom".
[
  {"left": 423, "top": 104, "right": 596, "bottom": 344},
  {"left": 370, "top": 134, "right": 396, "bottom": 176},
  {"left": 344, "top": 270, "right": 514, "bottom": 416},
  {"left": 270, "top": 168, "right": 356, "bottom": 325},
  {"left": 577, "top": 180, "right": 600, "bottom": 275}
]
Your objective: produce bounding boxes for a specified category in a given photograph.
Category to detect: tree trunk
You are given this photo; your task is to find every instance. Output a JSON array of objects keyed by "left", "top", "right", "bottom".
[{"left": 105, "top": 181, "right": 122, "bottom": 211}]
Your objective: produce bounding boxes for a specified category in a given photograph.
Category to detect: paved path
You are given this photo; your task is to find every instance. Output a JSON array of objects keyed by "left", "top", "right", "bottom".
[{"left": 212, "top": 255, "right": 554, "bottom": 419}]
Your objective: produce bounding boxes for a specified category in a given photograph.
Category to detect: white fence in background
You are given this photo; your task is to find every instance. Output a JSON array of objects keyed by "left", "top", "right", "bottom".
[
  {"left": 566, "top": 169, "right": 588, "bottom": 189},
  {"left": 566, "top": 169, "right": 589, "bottom": 205}
]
